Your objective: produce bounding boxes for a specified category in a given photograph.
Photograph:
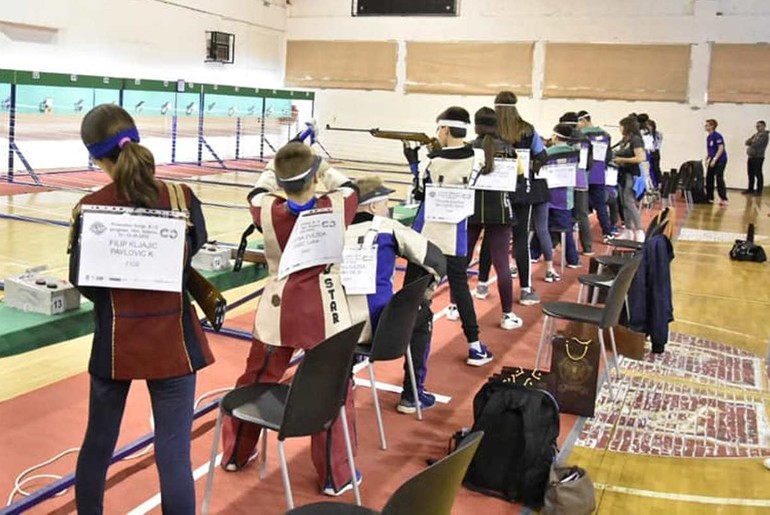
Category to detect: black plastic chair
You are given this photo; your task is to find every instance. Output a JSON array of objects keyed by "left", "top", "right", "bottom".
[
  {"left": 202, "top": 322, "right": 366, "bottom": 512},
  {"left": 535, "top": 255, "right": 643, "bottom": 400},
  {"left": 284, "top": 431, "right": 485, "bottom": 515},
  {"left": 355, "top": 275, "right": 432, "bottom": 450},
  {"left": 603, "top": 207, "right": 670, "bottom": 255}
]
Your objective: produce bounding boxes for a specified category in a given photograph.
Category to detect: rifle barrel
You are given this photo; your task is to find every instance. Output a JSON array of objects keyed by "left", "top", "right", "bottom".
[{"left": 325, "top": 125, "right": 376, "bottom": 133}]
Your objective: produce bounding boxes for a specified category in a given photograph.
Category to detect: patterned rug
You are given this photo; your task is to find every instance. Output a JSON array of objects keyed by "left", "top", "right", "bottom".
[{"left": 575, "top": 333, "right": 770, "bottom": 459}]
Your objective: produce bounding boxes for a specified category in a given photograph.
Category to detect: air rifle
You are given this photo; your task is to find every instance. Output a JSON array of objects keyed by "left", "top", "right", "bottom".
[{"left": 325, "top": 125, "right": 442, "bottom": 153}]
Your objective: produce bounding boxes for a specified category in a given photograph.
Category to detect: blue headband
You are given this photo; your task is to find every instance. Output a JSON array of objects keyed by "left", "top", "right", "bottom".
[{"left": 86, "top": 127, "right": 141, "bottom": 159}]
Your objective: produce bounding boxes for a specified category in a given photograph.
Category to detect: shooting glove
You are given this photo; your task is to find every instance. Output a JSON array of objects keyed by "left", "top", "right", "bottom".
[
  {"left": 403, "top": 143, "right": 420, "bottom": 176},
  {"left": 293, "top": 119, "right": 318, "bottom": 145}
]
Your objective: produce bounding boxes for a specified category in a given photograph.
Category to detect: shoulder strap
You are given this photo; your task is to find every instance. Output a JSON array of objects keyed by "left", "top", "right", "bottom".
[
  {"left": 165, "top": 181, "right": 193, "bottom": 227},
  {"left": 166, "top": 181, "right": 186, "bottom": 210}
]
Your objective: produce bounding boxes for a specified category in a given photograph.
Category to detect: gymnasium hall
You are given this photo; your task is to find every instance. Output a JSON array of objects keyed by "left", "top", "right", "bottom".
[{"left": 1, "top": 1, "right": 769, "bottom": 514}]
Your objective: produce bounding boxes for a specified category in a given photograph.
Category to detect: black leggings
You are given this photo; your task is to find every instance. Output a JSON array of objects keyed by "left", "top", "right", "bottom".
[
  {"left": 479, "top": 203, "right": 534, "bottom": 290},
  {"left": 467, "top": 223, "right": 514, "bottom": 313},
  {"left": 406, "top": 258, "right": 479, "bottom": 343}
]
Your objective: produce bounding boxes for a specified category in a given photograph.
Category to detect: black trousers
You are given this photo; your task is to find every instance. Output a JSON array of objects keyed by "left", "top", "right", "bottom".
[
  {"left": 402, "top": 265, "right": 436, "bottom": 396},
  {"left": 748, "top": 157, "right": 765, "bottom": 192},
  {"left": 406, "top": 256, "right": 479, "bottom": 343},
  {"left": 706, "top": 160, "right": 728, "bottom": 201},
  {"left": 411, "top": 252, "right": 481, "bottom": 344}
]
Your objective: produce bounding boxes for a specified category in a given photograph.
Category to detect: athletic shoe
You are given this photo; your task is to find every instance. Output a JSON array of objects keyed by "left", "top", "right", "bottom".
[
  {"left": 445, "top": 304, "right": 459, "bottom": 320},
  {"left": 222, "top": 449, "right": 259, "bottom": 472},
  {"left": 602, "top": 233, "right": 615, "bottom": 243},
  {"left": 322, "top": 470, "right": 363, "bottom": 497},
  {"left": 472, "top": 283, "right": 489, "bottom": 299},
  {"left": 741, "top": 190, "right": 754, "bottom": 195},
  {"left": 519, "top": 289, "right": 541, "bottom": 306},
  {"left": 582, "top": 250, "right": 595, "bottom": 257},
  {"left": 530, "top": 257, "right": 540, "bottom": 264},
  {"left": 510, "top": 266, "right": 519, "bottom": 278},
  {"left": 545, "top": 269, "right": 561, "bottom": 283},
  {"left": 396, "top": 391, "right": 437, "bottom": 414},
  {"left": 566, "top": 262, "right": 582, "bottom": 269},
  {"left": 500, "top": 312, "right": 523, "bottom": 330},
  {"left": 719, "top": 199, "right": 729, "bottom": 206},
  {"left": 765, "top": 458, "right": 770, "bottom": 471},
  {"left": 467, "top": 343, "right": 494, "bottom": 367}
]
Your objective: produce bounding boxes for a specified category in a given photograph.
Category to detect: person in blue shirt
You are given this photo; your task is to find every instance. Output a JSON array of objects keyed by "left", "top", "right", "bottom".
[
  {"left": 705, "top": 119, "right": 728, "bottom": 205},
  {"left": 345, "top": 177, "right": 446, "bottom": 412}
]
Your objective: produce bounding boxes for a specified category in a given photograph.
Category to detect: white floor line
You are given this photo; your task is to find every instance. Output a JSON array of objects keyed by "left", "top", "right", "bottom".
[
  {"left": 593, "top": 483, "right": 770, "bottom": 507},
  {"left": 127, "top": 453, "right": 222, "bottom": 515},
  {"left": 352, "top": 376, "right": 451, "bottom": 404}
]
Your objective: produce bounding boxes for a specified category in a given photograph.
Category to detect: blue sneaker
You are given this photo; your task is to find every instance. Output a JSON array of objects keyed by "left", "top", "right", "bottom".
[
  {"left": 397, "top": 391, "right": 436, "bottom": 414},
  {"left": 322, "top": 469, "right": 363, "bottom": 497},
  {"left": 467, "top": 343, "right": 494, "bottom": 367}
]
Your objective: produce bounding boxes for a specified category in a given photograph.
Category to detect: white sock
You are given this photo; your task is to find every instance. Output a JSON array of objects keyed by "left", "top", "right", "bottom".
[{"left": 469, "top": 341, "right": 482, "bottom": 352}]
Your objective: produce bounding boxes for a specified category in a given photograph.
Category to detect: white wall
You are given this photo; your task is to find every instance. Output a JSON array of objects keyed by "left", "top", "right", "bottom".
[
  {"left": 287, "top": 0, "right": 770, "bottom": 188},
  {"left": 0, "top": 0, "right": 288, "bottom": 87}
]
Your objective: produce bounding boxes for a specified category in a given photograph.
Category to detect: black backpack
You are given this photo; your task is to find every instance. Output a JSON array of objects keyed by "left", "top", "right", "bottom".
[{"left": 462, "top": 380, "right": 560, "bottom": 509}]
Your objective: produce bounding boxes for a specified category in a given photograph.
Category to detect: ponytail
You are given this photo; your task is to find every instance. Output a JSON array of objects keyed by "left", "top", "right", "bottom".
[
  {"left": 114, "top": 141, "right": 159, "bottom": 208},
  {"left": 481, "top": 134, "right": 495, "bottom": 175}
]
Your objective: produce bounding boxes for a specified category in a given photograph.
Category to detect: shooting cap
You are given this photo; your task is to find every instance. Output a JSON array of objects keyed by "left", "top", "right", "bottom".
[{"left": 356, "top": 176, "right": 395, "bottom": 206}]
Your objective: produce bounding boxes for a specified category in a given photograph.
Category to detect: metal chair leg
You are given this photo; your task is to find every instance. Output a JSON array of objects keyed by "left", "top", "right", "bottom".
[
  {"left": 535, "top": 315, "right": 549, "bottom": 370},
  {"left": 597, "top": 329, "right": 615, "bottom": 400},
  {"left": 277, "top": 439, "right": 294, "bottom": 510},
  {"left": 201, "top": 410, "right": 224, "bottom": 515},
  {"left": 577, "top": 283, "right": 584, "bottom": 303},
  {"left": 405, "top": 343, "right": 422, "bottom": 421},
  {"left": 259, "top": 427, "right": 268, "bottom": 479},
  {"left": 560, "top": 231, "right": 566, "bottom": 275},
  {"left": 367, "top": 362, "right": 388, "bottom": 450},
  {"left": 608, "top": 326, "right": 622, "bottom": 377},
  {"left": 339, "top": 406, "right": 362, "bottom": 506}
]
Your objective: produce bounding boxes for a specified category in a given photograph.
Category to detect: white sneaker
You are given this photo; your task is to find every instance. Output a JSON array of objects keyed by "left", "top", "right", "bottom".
[
  {"left": 765, "top": 458, "right": 770, "bottom": 471},
  {"left": 445, "top": 304, "right": 460, "bottom": 321},
  {"left": 500, "top": 312, "right": 523, "bottom": 330},
  {"left": 472, "top": 283, "right": 489, "bottom": 299}
]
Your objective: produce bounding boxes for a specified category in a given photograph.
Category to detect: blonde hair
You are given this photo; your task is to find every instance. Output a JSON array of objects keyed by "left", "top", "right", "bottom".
[{"left": 494, "top": 91, "right": 534, "bottom": 145}]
